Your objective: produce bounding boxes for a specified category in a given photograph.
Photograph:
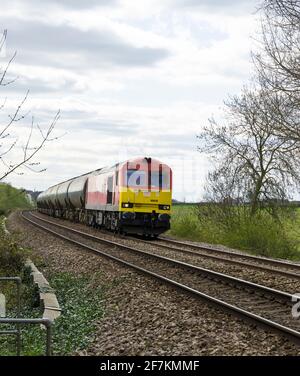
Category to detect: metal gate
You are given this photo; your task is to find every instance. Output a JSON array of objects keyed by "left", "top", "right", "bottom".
[{"left": 0, "top": 277, "right": 53, "bottom": 356}]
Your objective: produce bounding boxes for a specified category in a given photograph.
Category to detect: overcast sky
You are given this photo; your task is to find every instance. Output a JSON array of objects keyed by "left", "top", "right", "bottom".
[{"left": 0, "top": 0, "right": 260, "bottom": 201}]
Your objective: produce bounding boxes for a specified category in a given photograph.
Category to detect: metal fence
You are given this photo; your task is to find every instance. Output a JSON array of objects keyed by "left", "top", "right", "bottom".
[{"left": 0, "top": 277, "right": 53, "bottom": 356}]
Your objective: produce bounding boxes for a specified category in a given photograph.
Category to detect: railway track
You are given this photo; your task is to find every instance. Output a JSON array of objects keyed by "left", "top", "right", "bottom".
[
  {"left": 28, "top": 213, "right": 300, "bottom": 296},
  {"left": 22, "top": 211, "right": 300, "bottom": 344},
  {"left": 130, "top": 237, "right": 300, "bottom": 280},
  {"left": 31, "top": 211, "right": 300, "bottom": 282}
]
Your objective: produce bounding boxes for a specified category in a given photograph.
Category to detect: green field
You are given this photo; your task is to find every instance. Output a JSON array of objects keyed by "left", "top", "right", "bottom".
[{"left": 169, "top": 204, "right": 300, "bottom": 260}]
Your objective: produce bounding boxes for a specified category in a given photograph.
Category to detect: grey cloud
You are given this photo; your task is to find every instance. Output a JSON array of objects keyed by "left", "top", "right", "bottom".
[
  {"left": 175, "top": 0, "right": 258, "bottom": 13},
  {"left": 59, "top": 109, "right": 98, "bottom": 119},
  {"left": 32, "top": 0, "right": 117, "bottom": 9},
  {"left": 34, "top": 108, "right": 141, "bottom": 135},
  {"left": 66, "top": 119, "right": 140, "bottom": 136},
  {"left": 178, "top": 0, "right": 250, "bottom": 5},
  {"left": 4, "top": 76, "right": 83, "bottom": 94},
  {"left": 3, "top": 18, "right": 170, "bottom": 70},
  {"left": 152, "top": 133, "right": 197, "bottom": 153},
  {"left": 2, "top": 0, "right": 117, "bottom": 10}
]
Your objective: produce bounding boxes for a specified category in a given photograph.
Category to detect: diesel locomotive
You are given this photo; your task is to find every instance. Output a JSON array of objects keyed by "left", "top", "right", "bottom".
[{"left": 37, "top": 157, "right": 172, "bottom": 236}]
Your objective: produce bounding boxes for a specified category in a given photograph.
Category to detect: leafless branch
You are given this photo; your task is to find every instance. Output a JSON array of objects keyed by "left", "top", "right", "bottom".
[
  {"left": 198, "top": 86, "right": 300, "bottom": 215},
  {"left": 0, "top": 110, "right": 60, "bottom": 181},
  {"left": 0, "top": 29, "right": 61, "bottom": 180},
  {"left": 253, "top": 0, "right": 300, "bottom": 141},
  {"left": 0, "top": 51, "right": 18, "bottom": 86}
]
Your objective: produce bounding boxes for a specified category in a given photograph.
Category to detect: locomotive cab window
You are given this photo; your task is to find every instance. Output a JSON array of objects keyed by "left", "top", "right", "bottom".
[
  {"left": 107, "top": 176, "right": 113, "bottom": 204},
  {"left": 115, "top": 170, "right": 119, "bottom": 186},
  {"left": 151, "top": 171, "right": 170, "bottom": 189},
  {"left": 126, "top": 169, "right": 146, "bottom": 187}
]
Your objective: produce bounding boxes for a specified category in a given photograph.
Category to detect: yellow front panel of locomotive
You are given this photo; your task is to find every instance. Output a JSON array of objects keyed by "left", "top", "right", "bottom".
[{"left": 119, "top": 188, "right": 172, "bottom": 214}]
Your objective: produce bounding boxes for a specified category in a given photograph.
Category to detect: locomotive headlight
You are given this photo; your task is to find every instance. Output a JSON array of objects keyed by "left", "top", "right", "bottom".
[
  {"left": 122, "top": 202, "right": 134, "bottom": 208},
  {"left": 159, "top": 204, "right": 170, "bottom": 210}
]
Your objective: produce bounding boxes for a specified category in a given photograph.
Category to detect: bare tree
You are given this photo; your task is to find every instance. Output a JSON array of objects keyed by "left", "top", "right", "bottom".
[
  {"left": 0, "top": 30, "right": 60, "bottom": 181},
  {"left": 254, "top": 0, "right": 300, "bottom": 140},
  {"left": 198, "top": 85, "right": 300, "bottom": 216},
  {"left": 195, "top": 163, "right": 249, "bottom": 232}
]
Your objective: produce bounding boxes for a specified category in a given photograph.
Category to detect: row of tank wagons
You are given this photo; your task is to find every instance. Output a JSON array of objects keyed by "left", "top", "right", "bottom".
[
  {"left": 38, "top": 167, "right": 117, "bottom": 211},
  {"left": 37, "top": 174, "right": 89, "bottom": 210}
]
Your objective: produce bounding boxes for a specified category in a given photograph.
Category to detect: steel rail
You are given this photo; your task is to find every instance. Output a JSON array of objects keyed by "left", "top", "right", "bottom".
[
  {"left": 136, "top": 237, "right": 300, "bottom": 279},
  {"left": 159, "top": 236, "right": 300, "bottom": 270},
  {"left": 22, "top": 212, "right": 294, "bottom": 302},
  {"left": 32, "top": 211, "right": 300, "bottom": 280},
  {"left": 22, "top": 211, "right": 300, "bottom": 344}
]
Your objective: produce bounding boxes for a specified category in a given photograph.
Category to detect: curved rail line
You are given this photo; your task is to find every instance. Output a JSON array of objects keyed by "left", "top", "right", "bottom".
[
  {"left": 157, "top": 236, "right": 300, "bottom": 271},
  {"left": 134, "top": 238, "right": 300, "bottom": 279},
  {"left": 28, "top": 211, "right": 300, "bottom": 282},
  {"left": 31, "top": 211, "right": 300, "bottom": 280},
  {"left": 130, "top": 239, "right": 300, "bottom": 280},
  {"left": 22, "top": 211, "right": 300, "bottom": 344}
]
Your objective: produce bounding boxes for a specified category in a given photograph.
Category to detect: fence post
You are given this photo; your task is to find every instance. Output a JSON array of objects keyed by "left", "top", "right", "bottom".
[
  {"left": 0, "top": 293, "right": 5, "bottom": 317},
  {"left": 16, "top": 278, "right": 21, "bottom": 356}
]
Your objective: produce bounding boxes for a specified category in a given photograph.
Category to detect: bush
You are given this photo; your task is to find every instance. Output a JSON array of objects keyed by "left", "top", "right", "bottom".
[
  {"left": 0, "top": 235, "right": 29, "bottom": 276},
  {"left": 0, "top": 183, "right": 33, "bottom": 216},
  {"left": 221, "top": 210, "right": 298, "bottom": 259},
  {"left": 0, "top": 240, "right": 28, "bottom": 274},
  {"left": 170, "top": 205, "right": 201, "bottom": 240},
  {"left": 170, "top": 204, "right": 299, "bottom": 260},
  {"left": 0, "top": 217, "right": 30, "bottom": 276}
]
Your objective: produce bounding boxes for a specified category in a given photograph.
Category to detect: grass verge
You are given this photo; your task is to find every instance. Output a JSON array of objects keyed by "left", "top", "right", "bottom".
[
  {"left": 0, "top": 271, "right": 105, "bottom": 356},
  {"left": 0, "top": 216, "right": 105, "bottom": 356}
]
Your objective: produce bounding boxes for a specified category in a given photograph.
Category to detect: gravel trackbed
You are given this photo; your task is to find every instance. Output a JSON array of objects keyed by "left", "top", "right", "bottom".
[{"left": 7, "top": 211, "right": 300, "bottom": 356}]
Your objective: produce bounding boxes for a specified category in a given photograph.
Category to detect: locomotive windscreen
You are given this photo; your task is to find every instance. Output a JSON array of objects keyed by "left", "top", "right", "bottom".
[
  {"left": 126, "top": 169, "right": 146, "bottom": 187},
  {"left": 150, "top": 171, "right": 170, "bottom": 189},
  {"left": 125, "top": 169, "right": 170, "bottom": 189}
]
